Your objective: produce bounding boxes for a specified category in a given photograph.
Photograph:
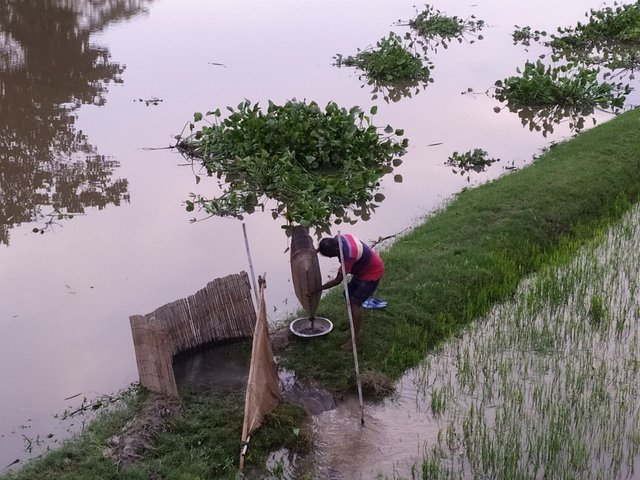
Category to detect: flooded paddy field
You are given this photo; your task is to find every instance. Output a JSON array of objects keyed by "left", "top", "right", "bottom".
[{"left": 293, "top": 204, "right": 640, "bottom": 479}]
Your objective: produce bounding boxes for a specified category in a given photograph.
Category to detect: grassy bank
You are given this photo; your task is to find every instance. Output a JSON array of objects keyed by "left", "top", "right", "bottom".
[
  {"left": 4, "top": 107, "right": 640, "bottom": 479},
  {"left": 2, "top": 349, "right": 311, "bottom": 480},
  {"left": 281, "top": 106, "right": 640, "bottom": 393}
]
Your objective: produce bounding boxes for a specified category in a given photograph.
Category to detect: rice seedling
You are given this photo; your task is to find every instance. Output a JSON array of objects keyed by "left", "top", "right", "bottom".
[{"left": 414, "top": 203, "right": 640, "bottom": 478}]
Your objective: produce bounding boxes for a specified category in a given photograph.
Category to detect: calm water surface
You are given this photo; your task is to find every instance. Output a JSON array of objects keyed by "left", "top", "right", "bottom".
[{"left": 0, "top": 0, "right": 637, "bottom": 470}]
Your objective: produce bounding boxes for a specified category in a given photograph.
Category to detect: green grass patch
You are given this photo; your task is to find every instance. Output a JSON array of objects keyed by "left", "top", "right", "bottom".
[
  {"left": 1, "top": 387, "right": 310, "bottom": 480},
  {"left": 281, "top": 106, "right": 640, "bottom": 394}
]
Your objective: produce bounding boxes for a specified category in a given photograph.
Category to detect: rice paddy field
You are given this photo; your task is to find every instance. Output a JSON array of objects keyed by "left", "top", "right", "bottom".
[{"left": 406, "top": 203, "right": 640, "bottom": 479}]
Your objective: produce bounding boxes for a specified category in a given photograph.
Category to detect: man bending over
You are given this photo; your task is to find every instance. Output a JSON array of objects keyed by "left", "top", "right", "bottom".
[{"left": 315, "top": 233, "right": 384, "bottom": 350}]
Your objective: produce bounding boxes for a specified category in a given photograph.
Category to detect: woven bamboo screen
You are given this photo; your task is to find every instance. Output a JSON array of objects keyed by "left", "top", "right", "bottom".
[{"left": 129, "top": 271, "right": 256, "bottom": 397}]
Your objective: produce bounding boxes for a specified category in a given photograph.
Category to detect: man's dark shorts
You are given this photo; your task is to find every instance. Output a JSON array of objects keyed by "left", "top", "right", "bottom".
[{"left": 347, "top": 277, "right": 380, "bottom": 306}]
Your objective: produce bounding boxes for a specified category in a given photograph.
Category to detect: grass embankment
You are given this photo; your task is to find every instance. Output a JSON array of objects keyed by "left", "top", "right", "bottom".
[
  {"left": 4, "top": 108, "right": 640, "bottom": 480},
  {"left": 2, "top": 346, "right": 311, "bottom": 480},
  {"left": 281, "top": 106, "right": 640, "bottom": 393}
]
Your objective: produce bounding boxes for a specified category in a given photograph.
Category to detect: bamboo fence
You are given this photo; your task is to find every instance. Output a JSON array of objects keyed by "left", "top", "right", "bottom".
[{"left": 129, "top": 271, "right": 256, "bottom": 397}]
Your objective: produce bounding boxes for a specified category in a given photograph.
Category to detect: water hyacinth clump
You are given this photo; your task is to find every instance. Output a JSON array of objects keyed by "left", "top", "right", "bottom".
[
  {"left": 512, "top": 25, "right": 547, "bottom": 47},
  {"left": 492, "top": 59, "right": 631, "bottom": 135},
  {"left": 334, "top": 32, "right": 430, "bottom": 84},
  {"left": 549, "top": 2, "right": 640, "bottom": 53},
  {"left": 444, "top": 148, "right": 499, "bottom": 180},
  {"left": 177, "top": 100, "right": 407, "bottom": 233},
  {"left": 408, "top": 5, "right": 485, "bottom": 41},
  {"left": 494, "top": 60, "right": 630, "bottom": 109},
  {"left": 414, "top": 203, "right": 640, "bottom": 479}
]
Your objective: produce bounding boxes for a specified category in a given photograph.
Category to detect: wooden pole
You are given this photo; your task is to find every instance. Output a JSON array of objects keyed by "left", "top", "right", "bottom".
[
  {"left": 242, "top": 223, "right": 259, "bottom": 306},
  {"left": 337, "top": 231, "right": 365, "bottom": 426}
]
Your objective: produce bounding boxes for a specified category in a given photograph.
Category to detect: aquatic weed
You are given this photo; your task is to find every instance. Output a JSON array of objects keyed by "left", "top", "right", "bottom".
[
  {"left": 408, "top": 5, "right": 484, "bottom": 43},
  {"left": 549, "top": 3, "right": 640, "bottom": 53},
  {"left": 335, "top": 32, "right": 430, "bottom": 84},
  {"left": 445, "top": 149, "right": 500, "bottom": 180},
  {"left": 494, "top": 60, "right": 629, "bottom": 109},
  {"left": 492, "top": 59, "right": 630, "bottom": 136},
  {"left": 177, "top": 100, "right": 407, "bottom": 234},
  {"left": 512, "top": 25, "right": 547, "bottom": 47}
]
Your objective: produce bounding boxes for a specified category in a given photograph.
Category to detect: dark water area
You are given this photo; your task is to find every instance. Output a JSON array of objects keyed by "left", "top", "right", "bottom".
[
  {"left": 173, "top": 343, "right": 251, "bottom": 393},
  {"left": 173, "top": 342, "right": 337, "bottom": 416},
  {"left": 1, "top": 0, "right": 639, "bottom": 471}
]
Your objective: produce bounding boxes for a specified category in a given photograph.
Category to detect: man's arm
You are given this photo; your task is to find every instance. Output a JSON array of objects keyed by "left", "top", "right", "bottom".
[
  {"left": 307, "top": 270, "right": 343, "bottom": 297},
  {"left": 320, "top": 270, "right": 343, "bottom": 291}
]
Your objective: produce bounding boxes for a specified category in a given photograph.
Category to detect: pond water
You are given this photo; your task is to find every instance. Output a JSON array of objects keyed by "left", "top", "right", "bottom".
[{"left": 0, "top": 0, "right": 638, "bottom": 471}]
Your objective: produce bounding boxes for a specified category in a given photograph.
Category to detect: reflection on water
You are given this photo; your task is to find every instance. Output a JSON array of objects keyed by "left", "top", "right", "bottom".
[
  {"left": 0, "top": 0, "right": 152, "bottom": 245},
  {"left": 366, "top": 75, "right": 433, "bottom": 104},
  {"left": 495, "top": 102, "right": 605, "bottom": 137}
]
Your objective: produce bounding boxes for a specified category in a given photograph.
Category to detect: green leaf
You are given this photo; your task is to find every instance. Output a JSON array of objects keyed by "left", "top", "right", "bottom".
[
  {"left": 179, "top": 99, "right": 406, "bottom": 232},
  {"left": 194, "top": 112, "right": 203, "bottom": 122}
]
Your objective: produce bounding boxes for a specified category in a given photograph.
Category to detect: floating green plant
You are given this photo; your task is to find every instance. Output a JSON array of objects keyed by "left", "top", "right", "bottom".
[
  {"left": 176, "top": 100, "right": 407, "bottom": 234},
  {"left": 491, "top": 59, "right": 630, "bottom": 135},
  {"left": 445, "top": 148, "right": 500, "bottom": 180},
  {"left": 494, "top": 60, "right": 629, "bottom": 109},
  {"left": 549, "top": 2, "right": 640, "bottom": 53},
  {"left": 335, "top": 32, "right": 430, "bottom": 84},
  {"left": 517, "top": 4, "right": 640, "bottom": 82},
  {"left": 512, "top": 25, "right": 547, "bottom": 47},
  {"left": 408, "top": 4, "right": 484, "bottom": 42}
]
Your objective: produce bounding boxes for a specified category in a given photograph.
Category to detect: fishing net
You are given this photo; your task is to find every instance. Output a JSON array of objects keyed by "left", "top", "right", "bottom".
[{"left": 240, "top": 278, "right": 281, "bottom": 467}]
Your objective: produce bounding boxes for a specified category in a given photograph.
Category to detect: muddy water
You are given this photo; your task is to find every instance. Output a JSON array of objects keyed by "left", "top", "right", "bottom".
[
  {"left": 302, "top": 377, "right": 441, "bottom": 479},
  {"left": 1, "top": 0, "right": 638, "bottom": 471}
]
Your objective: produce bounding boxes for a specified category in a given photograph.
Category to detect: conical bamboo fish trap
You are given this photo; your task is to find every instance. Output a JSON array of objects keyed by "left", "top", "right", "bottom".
[{"left": 289, "top": 225, "right": 322, "bottom": 317}]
